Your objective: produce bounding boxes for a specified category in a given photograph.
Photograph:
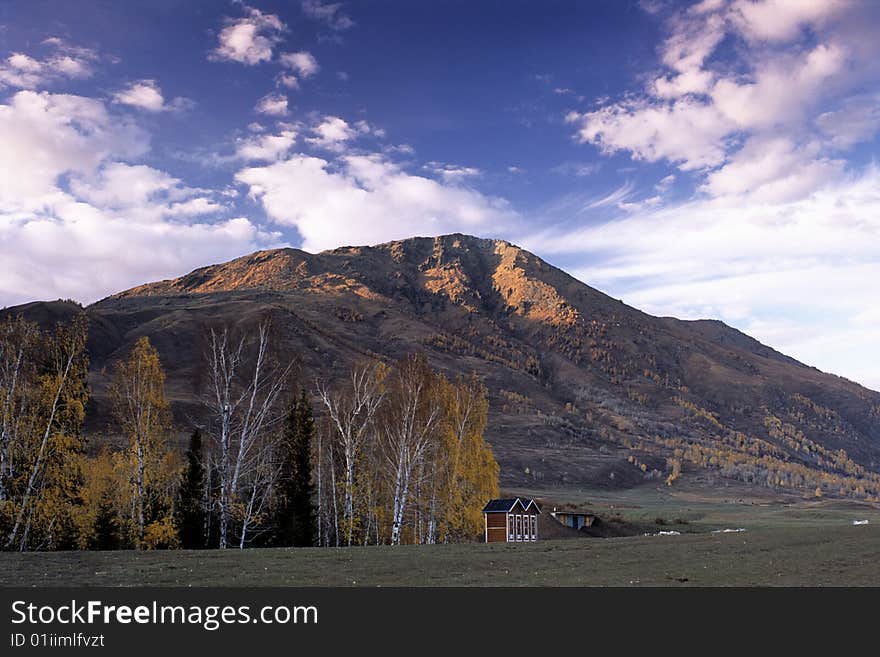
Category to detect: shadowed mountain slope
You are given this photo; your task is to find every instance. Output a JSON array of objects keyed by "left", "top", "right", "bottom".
[{"left": 6, "top": 234, "right": 880, "bottom": 498}]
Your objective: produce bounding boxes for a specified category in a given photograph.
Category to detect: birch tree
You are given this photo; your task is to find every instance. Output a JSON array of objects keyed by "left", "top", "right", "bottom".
[
  {"left": 3, "top": 315, "right": 88, "bottom": 551},
  {"left": 379, "top": 354, "right": 443, "bottom": 545},
  {"left": 0, "top": 316, "right": 37, "bottom": 504},
  {"left": 204, "top": 322, "right": 290, "bottom": 549},
  {"left": 316, "top": 362, "right": 385, "bottom": 545},
  {"left": 236, "top": 438, "right": 280, "bottom": 548},
  {"left": 431, "top": 374, "right": 498, "bottom": 542},
  {"left": 109, "top": 336, "right": 171, "bottom": 548},
  {"left": 311, "top": 358, "right": 499, "bottom": 547},
  {"left": 313, "top": 418, "right": 343, "bottom": 547}
]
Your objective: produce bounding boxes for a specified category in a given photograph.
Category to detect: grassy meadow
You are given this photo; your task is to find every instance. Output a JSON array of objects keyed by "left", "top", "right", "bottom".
[{"left": 2, "top": 484, "right": 878, "bottom": 587}]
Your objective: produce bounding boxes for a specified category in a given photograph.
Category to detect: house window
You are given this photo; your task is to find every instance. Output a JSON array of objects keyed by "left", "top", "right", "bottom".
[{"left": 508, "top": 514, "right": 514, "bottom": 541}]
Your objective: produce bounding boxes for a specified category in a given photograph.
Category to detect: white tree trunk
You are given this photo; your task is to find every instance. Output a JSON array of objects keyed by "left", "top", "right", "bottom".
[
  {"left": 136, "top": 438, "right": 145, "bottom": 545},
  {"left": 5, "top": 351, "right": 74, "bottom": 550},
  {"left": 0, "top": 342, "right": 25, "bottom": 503},
  {"left": 207, "top": 324, "right": 287, "bottom": 549},
  {"left": 317, "top": 365, "right": 384, "bottom": 546}
]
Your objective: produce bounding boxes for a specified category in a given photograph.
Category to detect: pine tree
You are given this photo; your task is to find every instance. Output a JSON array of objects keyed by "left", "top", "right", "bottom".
[
  {"left": 276, "top": 390, "right": 316, "bottom": 546},
  {"left": 89, "top": 490, "right": 120, "bottom": 551},
  {"left": 175, "top": 429, "right": 206, "bottom": 549}
]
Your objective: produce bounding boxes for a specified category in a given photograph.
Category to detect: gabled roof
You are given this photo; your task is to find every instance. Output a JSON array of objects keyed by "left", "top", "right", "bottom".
[
  {"left": 482, "top": 497, "right": 542, "bottom": 513},
  {"left": 521, "top": 498, "right": 542, "bottom": 513},
  {"left": 482, "top": 498, "right": 521, "bottom": 513}
]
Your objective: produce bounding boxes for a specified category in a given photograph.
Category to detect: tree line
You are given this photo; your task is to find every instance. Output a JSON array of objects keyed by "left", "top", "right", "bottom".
[{"left": 0, "top": 314, "right": 498, "bottom": 551}]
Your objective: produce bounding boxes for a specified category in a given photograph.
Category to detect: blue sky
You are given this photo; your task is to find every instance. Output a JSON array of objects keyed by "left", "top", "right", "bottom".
[{"left": 1, "top": 0, "right": 879, "bottom": 390}]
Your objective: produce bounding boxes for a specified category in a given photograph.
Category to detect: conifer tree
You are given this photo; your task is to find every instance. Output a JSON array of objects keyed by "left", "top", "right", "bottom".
[
  {"left": 276, "top": 390, "right": 316, "bottom": 546},
  {"left": 89, "top": 490, "right": 120, "bottom": 551},
  {"left": 175, "top": 428, "right": 206, "bottom": 549}
]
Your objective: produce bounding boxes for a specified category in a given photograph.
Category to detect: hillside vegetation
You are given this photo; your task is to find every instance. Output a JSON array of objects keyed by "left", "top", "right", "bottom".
[{"left": 5, "top": 234, "right": 880, "bottom": 502}]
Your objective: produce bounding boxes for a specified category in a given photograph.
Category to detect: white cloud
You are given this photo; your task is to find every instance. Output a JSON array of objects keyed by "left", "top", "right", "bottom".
[
  {"left": 235, "top": 127, "right": 298, "bottom": 161},
  {"left": 280, "top": 51, "right": 319, "bottom": 77},
  {"left": 554, "top": 1, "right": 880, "bottom": 390},
  {"left": 167, "top": 197, "right": 227, "bottom": 217},
  {"left": 0, "top": 207, "right": 272, "bottom": 307},
  {"left": 567, "top": 98, "right": 733, "bottom": 170},
  {"left": 709, "top": 42, "right": 847, "bottom": 131},
  {"left": 305, "top": 115, "right": 376, "bottom": 151},
  {"left": 655, "top": 174, "right": 675, "bottom": 192},
  {"left": 728, "top": 0, "right": 843, "bottom": 43},
  {"left": 552, "top": 161, "right": 601, "bottom": 177},
  {"left": 701, "top": 136, "right": 845, "bottom": 202},
  {"left": 255, "top": 92, "right": 289, "bottom": 116},
  {"left": 276, "top": 52, "right": 319, "bottom": 90},
  {"left": 301, "top": 1, "right": 355, "bottom": 31},
  {"left": 383, "top": 143, "right": 415, "bottom": 156},
  {"left": 424, "top": 162, "right": 481, "bottom": 183},
  {"left": 579, "top": 181, "right": 635, "bottom": 211},
  {"left": 0, "top": 40, "right": 98, "bottom": 89},
  {"left": 276, "top": 73, "right": 300, "bottom": 89},
  {"left": 210, "top": 5, "right": 286, "bottom": 65},
  {"left": 235, "top": 151, "right": 516, "bottom": 252},
  {"left": 816, "top": 93, "right": 880, "bottom": 149},
  {"left": 660, "top": 7, "right": 726, "bottom": 75},
  {"left": 567, "top": 1, "right": 880, "bottom": 196},
  {"left": 0, "top": 90, "right": 277, "bottom": 307},
  {"left": 70, "top": 162, "right": 181, "bottom": 210},
  {"left": 0, "top": 90, "right": 149, "bottom": 212},
  {"left": 68, "top": 162, "right": 225, "bottom": 222},
  {"left": 112, "top": 79, "right": 192, "bottom": 113},
  {"left": 522, "top": 165, "right": 880, "bottom": 390}
]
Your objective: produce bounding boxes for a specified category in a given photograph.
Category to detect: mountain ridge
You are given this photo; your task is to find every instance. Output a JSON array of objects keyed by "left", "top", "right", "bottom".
[{"left": 6, "top": 233, "right": 880, "bottom": 499}]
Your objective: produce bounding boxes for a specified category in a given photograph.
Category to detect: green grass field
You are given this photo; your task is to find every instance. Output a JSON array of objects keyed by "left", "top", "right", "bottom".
[{"left": 2, "top": 487, "right": 878, "bottom": 587}]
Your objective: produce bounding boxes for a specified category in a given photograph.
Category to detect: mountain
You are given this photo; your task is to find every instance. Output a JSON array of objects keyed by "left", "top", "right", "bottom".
[{"left": 5, "top": 234, "right": 880, "bottom": 498}]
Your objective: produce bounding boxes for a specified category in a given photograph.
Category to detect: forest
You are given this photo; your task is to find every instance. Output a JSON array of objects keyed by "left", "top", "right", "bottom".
[{"left": 0, "top": 314, "right": 498, "bottom": 551}]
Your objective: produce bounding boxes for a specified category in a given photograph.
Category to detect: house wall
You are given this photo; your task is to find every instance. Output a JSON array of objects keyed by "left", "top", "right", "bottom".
[
  {"left": 554, "top": 513, "right": 595, "bottom": 529},
  {"left": 484, "top": 502, "right": 540, "bottom": 543},
  {"left": 505, "top": 512, "right": 538, "bottom": 542},
  {"left": 485, "top": 512, "right": 508, "bottom": 543}
]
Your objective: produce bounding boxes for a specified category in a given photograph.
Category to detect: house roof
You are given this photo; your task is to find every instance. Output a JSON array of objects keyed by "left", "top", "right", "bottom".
[
  {"left": 550, "top": 509, "right": 596, "bottom": 517},
  {"left": 482, "top": 498, "right": 520, "bottom": 513},
  {"left": 521, "top": 498, "right": 542, "bottom": 513},
  {"left": 482, "top": 497, "right": 542, "bottom": 513}
]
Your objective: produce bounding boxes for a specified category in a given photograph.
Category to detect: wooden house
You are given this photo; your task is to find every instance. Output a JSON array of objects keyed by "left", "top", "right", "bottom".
[
  {"left": 482, "top": 498, "right": 541, "bottom": 543},
  {"left": 550, "top": 509, "right": 597, "bottom": 530}
]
